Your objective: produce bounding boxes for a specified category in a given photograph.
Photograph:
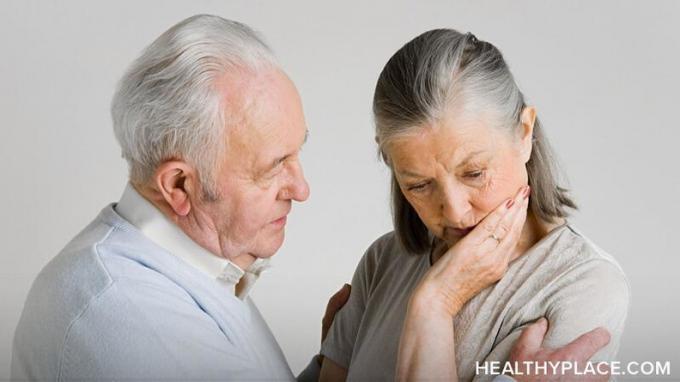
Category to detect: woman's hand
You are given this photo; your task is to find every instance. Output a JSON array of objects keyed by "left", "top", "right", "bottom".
[
  {"left": 411, "top": 184, "right": 531, "bottom": 317},
  {"left": 397, "top": 185, "right": 530, "bottom": 381}
]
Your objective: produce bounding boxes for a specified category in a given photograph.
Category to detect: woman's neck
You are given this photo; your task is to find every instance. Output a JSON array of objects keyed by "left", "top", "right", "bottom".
[{"left": 431, "top": 211, "right": 565, "bottom": 265}]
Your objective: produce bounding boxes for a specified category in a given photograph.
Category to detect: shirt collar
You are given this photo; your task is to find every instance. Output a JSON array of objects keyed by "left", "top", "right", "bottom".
[{"left": 114, "top": 183, "right": 270, "bottom": 299}]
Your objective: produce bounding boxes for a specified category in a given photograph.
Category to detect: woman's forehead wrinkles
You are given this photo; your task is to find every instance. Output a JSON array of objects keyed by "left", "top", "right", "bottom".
[{"left": 456, "top": 149, "right": 487, "bottom": 168}]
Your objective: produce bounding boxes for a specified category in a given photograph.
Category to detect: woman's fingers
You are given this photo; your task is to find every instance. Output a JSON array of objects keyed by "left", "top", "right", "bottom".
[
  {"left": 470, "top": 185, "right": 529, "bottom": 250},
  {"left": 494, "top": 186, "right": 530, "bottom": 258},
  {"left": 432, "top": 184, "right": 530, "bottom": 312},
  {"left": 467, "top": 187, "right": 523, "bottom": 246},
  {"left": 491, "top": 186, "right": 529, "bottom": 244}
]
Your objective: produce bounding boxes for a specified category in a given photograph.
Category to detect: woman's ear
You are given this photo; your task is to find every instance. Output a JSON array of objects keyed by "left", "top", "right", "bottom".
[
  {"left": 519, "top": 106, "right": 537, "bottom": 164},
  {"left": 154, "top": 161, "right": 198, "bottom": 217}
]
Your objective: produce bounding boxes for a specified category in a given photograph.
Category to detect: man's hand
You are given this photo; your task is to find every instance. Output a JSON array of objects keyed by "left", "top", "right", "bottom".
[
  {"left": 318, "top": 284, "right": 351, "bottom": 365},
  {"left": 509, "top": 318, "right": 611, "bottom": 382}
]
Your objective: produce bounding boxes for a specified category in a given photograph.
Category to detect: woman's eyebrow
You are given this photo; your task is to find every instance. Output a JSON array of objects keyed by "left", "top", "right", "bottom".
[
  {"left": 398, "top": 150, "right": 487, "bottom": 178},
  {"left": 456, "top": 150, "right": 486, "bottom": 168},
  {"left": 399, "top": 169, "right": 425, "bottom": 179}
]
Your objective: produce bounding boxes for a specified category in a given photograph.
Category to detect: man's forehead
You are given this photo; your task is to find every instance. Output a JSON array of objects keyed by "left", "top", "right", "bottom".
[{"left": 219, "top": 70, "right": 306, "bottom": 174}]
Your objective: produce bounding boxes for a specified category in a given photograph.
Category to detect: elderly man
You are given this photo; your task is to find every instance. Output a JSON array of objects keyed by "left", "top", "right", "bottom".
[{"left": 12, "top": 14, "right": 610, "bottom": 381}]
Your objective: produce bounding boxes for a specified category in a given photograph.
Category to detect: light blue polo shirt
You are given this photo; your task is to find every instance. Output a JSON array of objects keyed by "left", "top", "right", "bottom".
[{"left": 11, "top": 185, "right": 301, "bottom": 381}]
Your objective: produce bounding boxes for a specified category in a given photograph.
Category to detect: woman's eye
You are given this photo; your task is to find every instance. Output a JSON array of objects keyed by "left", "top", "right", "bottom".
[
  {"left": 408, "top": 182, "right": 430, "bottom": 192},
  {"left": 464, "top": 170, "right": 485, "bottom": 179}
]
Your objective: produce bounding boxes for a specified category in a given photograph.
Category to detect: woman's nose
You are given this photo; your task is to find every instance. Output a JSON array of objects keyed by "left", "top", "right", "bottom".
[{"left": 440, "top": 187, "right": 471, "bottom": 226}]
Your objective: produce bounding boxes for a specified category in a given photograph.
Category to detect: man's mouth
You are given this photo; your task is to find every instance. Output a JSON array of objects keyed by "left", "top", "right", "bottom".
[{"left": 270, "top": 215, "right": 287, "bottom": 227}]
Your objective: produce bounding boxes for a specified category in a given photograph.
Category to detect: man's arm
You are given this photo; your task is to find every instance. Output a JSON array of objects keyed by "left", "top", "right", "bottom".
[
  {"left": 319, "top": 357, "right": 348, "bottom": 382},
  {"left": 297, "top": 284, "right": 351, "bottom": 382}
]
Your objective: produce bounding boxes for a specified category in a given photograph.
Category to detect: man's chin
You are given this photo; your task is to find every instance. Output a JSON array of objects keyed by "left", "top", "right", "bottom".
[{"left": 251, "top": 231, "right": 286, "bottom": 259}]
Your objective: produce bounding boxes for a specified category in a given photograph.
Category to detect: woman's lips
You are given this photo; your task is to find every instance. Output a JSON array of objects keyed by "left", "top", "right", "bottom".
[{"left": 448, "top": 225, "right": 476, "bottom": 237}]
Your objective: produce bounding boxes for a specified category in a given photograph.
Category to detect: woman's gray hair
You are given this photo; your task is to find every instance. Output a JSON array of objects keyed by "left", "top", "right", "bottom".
[
  {"left": 111, "top": 14, "right": 276, "bottom": 199},
  {"left": 373, "top": 29, "right": 577, "bottom": 254}
]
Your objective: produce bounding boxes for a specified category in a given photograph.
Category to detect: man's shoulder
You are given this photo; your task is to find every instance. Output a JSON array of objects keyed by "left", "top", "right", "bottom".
[
  {"left": 21, "top": 205, "right": 171, "bottom": 310},
  {"left": 21, "top": 207, "right": 122, "bottom": 321},
  {"left": 12, "top": 205, "right": 194, "bottom": 380},
  {"left": 12, "top": 206, "right": 114, "bottom": 379}
]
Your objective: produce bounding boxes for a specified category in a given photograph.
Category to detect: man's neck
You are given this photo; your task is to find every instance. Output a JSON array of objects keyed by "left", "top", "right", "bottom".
[{"left": 132, "top": 182, "right": 258, "bottom": 271}]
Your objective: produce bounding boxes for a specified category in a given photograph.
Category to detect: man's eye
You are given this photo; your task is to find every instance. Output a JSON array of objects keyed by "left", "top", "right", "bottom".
[{"left": 265, "top": 163, "right": 284, "bottom": 178}]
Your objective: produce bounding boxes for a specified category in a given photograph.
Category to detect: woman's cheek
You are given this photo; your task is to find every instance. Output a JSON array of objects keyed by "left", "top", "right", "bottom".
[
  {"left": 409, "top": 196, "right": 440, "bottom": 232},
  {"left": 475, "top": 173, "right": 513, "bottom": 214}
]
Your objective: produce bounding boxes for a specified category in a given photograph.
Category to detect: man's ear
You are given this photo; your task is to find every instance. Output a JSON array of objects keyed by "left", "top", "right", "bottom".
[
  {"left": 153, "top": 160, "right": 198, "bottom": 217},
  {"left": 518, "top": 106, "right": 537, "bottom": 164}
]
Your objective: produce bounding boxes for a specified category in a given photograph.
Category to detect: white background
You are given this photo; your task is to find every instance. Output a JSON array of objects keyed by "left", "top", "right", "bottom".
[{"left": 1, "top": 1, "right": 679, "bottom": 380}]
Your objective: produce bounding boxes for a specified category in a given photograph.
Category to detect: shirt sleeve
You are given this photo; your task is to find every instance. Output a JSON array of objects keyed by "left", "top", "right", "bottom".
[
  {"left": 58, "top": 280, "right": 260, "bottom": 381},
  {"left": 319, "top": 245, "right": 376, "bottom": 369},
  {"left": 540, "top": 258, "right": 630, "bottom": 361},
  {"left": 475, "top": 259, "right": 630, "bottom": 380}
]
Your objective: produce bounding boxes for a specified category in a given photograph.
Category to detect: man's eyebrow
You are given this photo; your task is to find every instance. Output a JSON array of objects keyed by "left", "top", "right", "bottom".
[
  {"left": 267, "top": 152, "right": 292, "bottom": 170},
  {"left": 267, "top": 129, "right": 309, "bottom": 169}
]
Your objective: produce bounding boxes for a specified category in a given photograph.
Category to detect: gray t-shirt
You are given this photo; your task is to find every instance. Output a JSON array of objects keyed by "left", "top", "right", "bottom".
[{"left": 321, "top": 223, "right": 630, "bottom": 381}]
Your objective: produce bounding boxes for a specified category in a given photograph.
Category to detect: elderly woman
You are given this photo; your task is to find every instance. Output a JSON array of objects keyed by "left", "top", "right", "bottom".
[{"left": 319, "top": 29, "right": 629, "bottom": 381}]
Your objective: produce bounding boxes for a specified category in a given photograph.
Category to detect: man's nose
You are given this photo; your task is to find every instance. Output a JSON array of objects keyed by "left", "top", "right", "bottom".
[{"left": 282, "top": 161, "right": 310, "bottom": 202}]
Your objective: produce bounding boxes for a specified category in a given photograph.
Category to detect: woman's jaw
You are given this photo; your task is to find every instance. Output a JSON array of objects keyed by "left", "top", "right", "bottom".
[{"left": 432, "top": 210, "right": 564, "bottom": 265}]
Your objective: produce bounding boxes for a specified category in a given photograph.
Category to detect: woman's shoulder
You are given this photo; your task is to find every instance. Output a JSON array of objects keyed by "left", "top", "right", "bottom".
[
  {"left": 558, "top": 224, "right": 627, "bottom": 276},
  {"left": 366, "top": 230, "right": 400, "bottom": 253},
  {"left": 528, "top": 224, "right": 631, "bottom": 353},
  {"left": 534, "top": 223, "right": 630, "bottom": 302},
  {"left": 356, "top": 231, "right": 426, "bottom": 280},
  {"left": 363, "top": 230, "right": 416, "bottom": 261}
]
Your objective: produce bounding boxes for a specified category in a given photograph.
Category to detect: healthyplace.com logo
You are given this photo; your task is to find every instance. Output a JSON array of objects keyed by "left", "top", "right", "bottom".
[{"left": 475, "top": 360, "right": 671, "bottom": 377}]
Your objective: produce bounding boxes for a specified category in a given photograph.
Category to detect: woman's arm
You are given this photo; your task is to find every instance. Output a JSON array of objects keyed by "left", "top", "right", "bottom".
[
  {"left": 397, "top": 186, "right": 531, "bottom": 380},
  {"left": 397, "top": 300, "right": 459, "bottom": 380},
  {"left": 477, "top": 257, "right": 629, "bottom": 378},
  {"left": 537, "top": 259, "right": 629, "bottom": 360}
]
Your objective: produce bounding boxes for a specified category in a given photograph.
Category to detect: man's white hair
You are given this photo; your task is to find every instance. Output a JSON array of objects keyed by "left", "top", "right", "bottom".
[{"left": 111, "top": 14, "right": 277, "bottom": 198}]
